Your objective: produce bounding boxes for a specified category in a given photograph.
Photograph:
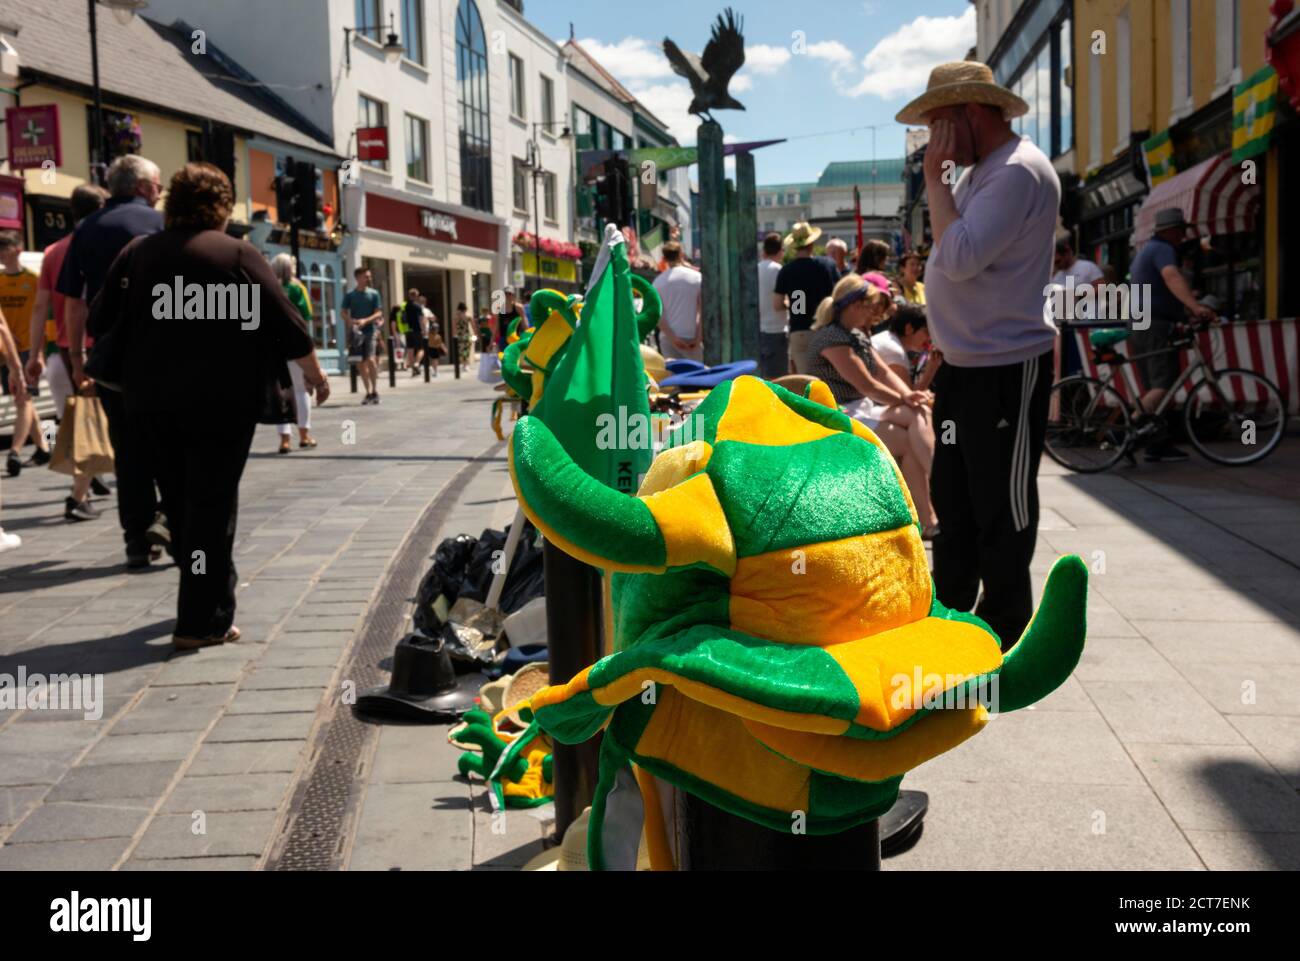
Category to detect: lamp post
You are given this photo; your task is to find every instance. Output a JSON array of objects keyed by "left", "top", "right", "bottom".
[
  {"left": 524, "top": 121, "right": 571, "bottom": 294},
  {"left": 88, "top": 0, "right": 148, "bottom": 185}
]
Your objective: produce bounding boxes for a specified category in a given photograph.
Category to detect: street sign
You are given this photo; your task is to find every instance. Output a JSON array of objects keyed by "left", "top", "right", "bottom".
[
  {"left": 357, "top": 126, "right": 388, "bottom": 162},
  {"left": 5, "top": 105, "right": 62, "bottom": 170}
]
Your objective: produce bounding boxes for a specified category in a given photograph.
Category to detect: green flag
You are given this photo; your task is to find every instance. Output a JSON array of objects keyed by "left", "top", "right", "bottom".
[
  {"left": 1232, "top": 65, "right": 1278, "bottom": 164},
  {"left": 532, "top": 224, "right": 654, "bottom": 495}
]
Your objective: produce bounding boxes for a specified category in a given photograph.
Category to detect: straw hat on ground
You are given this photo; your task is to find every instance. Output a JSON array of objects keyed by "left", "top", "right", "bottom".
[
  {"left": 783, "top": 222, "right": 822, "bottom": 250},
  {"left": 895, "top": 61, "right": 1029, "bottom": 125}
]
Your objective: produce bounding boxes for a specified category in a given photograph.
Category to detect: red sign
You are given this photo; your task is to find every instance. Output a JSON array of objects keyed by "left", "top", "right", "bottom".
[
  {"left": 5, "top": 105, "right": 62, "bottom": 170},
  {"left": 0, "top": 175, "right": 23, "bottom": 230},
  {"left": 357, "top": 126, "right": 388, "bottom": 162},
  {"left": 364, "top": 192, "right": 500, "bottom": 253}
]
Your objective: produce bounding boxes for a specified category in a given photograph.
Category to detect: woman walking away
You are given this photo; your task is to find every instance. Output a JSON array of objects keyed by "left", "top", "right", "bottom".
[
  {"left": 269, "top": 254, "right": 318, "bottom": 453},
  {"left": 91, "top": 163, "right": 330, "bottom": 650},
  {"left": 807, "top": 274, "right": 940, "bottom": 537}
]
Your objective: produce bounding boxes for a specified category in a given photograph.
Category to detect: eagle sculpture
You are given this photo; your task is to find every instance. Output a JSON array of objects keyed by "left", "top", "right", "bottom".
[{"left": 663, "top": 8, "right": 746, "bottom": 121}]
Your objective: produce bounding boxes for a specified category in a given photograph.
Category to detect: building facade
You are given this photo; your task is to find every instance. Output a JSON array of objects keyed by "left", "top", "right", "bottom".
[
  {"left": 757, "top": 159, "right": 905, "bottom": 249},
  {"left": 0, "top": 0, "right": 348, "bottom": 366}
]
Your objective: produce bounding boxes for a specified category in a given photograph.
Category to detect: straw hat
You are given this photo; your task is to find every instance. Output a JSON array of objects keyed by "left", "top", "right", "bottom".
[
  {"left": 783, "top": 222, "right": 822, "bottom": 250},
  {"left": 895, "top": 61, "right": 1029, "bottom": 125},
  {"left": 501, "top": 661, "right": 550, "bottom": 729}
]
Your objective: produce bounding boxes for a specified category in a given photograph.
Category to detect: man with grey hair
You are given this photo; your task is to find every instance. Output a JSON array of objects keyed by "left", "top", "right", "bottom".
[
  {"left": 825, "top": 237, "right": 851, "bottom": 278},
  {"left": 57, "top": 153, "right": 167, "bottom": 568}
]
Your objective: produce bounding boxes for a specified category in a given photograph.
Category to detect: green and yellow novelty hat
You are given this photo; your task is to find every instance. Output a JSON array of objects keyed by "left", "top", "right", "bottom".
[{"left": 508, "top": 375, "right": 1088, "bottom": 846}]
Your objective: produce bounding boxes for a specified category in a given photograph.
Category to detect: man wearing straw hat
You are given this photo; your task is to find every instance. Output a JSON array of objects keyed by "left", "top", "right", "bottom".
[
  {"left": 774, "top": 222, "right": 839, "bottom": 374},
  {"left": 895, "top": 61, "right": 1061, "bottom": 651}
]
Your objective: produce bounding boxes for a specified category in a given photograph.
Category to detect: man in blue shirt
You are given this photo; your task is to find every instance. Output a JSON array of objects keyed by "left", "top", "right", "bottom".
[
  {"left": 342, "top": 267, "right": 384, "bottom": 404},
  {"left": 57, "top": 154, "right": 166, "bottom": 568},
  {"left": 1129, "top": 207, "right": 1217, "bottom": 462}
]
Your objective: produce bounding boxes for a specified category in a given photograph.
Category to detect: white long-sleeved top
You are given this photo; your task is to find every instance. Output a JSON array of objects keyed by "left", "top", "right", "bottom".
[{"left": 925, "top": 135, "right": 1061, "bottom": 368}]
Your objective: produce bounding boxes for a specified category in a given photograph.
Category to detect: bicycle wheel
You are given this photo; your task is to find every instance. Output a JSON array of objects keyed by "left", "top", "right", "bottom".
[
  {"left": 1045, "top": 376, "right": 1133, "bottom": 473},
  {"left": 1184, "top": 367, "right": 1286, "bottom": 466}
]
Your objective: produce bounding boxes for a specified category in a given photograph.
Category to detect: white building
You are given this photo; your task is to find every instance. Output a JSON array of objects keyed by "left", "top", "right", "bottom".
[
  {"left": 144, "top": 0, "right": 584, "bottom": 322},
  {"left": 757, "top": 160, "right": 905, "bottom": 249}
]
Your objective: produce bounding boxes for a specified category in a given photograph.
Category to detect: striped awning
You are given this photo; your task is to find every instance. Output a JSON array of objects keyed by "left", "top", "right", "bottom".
[{"left": 1133, "top": 152, "right": 1261, "bottom": 245}]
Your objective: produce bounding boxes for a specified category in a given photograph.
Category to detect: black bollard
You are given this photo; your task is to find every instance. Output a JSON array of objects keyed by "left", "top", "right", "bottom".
[
  {"left": 386, "top": 334, "right": 396, "bottom": 388},
  {"left": 678, "top": 793, "right": 881, "bottom": 870},
  {"left": 424, "top": 339, "right": 431, "bottom": 382},
  {"left": 451, "top": 329, "right": 461, "bottom": 380},
  {"left": 349, "top": 361, "right": 359, "bottom": 394},
  {"left": 542, "top": 540, "right": 603, "bottom": 839}
]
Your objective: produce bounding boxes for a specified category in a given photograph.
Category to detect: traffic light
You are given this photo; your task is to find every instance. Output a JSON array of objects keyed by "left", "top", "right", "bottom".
[
  {"left": 592, "top": 157, "right": 632, "bottom": 228},
  {"left": 275, "top": 159, "right": 322, "bottom": 231}
]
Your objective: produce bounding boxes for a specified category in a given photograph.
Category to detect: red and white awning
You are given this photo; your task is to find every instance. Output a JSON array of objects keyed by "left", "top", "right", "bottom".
[{"left": 1134, "top": 152, "right": 1261, "bottom": 245}]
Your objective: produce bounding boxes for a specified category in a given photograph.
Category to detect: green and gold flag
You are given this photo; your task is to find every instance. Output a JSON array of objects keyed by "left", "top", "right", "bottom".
[
  {"left": 532, "top": 223, "right": 655, "bottom": 495},
  {"left": 1143, "top": 129, "right": 1176, "bottom": 186},
  {"left": 1233, "top": 65, "right": 1278, "bottom": 164}
]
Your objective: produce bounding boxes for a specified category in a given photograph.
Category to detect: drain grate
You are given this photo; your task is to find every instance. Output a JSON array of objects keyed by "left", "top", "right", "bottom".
[{"left": 267, "top": 445, "right": 505, "bottom": 871}]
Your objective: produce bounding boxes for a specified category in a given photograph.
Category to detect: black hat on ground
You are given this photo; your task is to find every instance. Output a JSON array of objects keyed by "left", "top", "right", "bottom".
[{"left": 356, "top": 633, "right": 484, "bottom": 723}]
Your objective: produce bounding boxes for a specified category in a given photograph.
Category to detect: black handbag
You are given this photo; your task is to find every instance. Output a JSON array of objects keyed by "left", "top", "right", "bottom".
[
  {"left": 248, "top": 268, "right": 298, "bottom": 426},
  {"left": 83, "top": 245, "right": 136, "bottom": 392}
]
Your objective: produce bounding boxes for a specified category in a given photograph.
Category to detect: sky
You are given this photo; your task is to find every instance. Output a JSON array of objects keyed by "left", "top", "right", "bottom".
[{"left": 528, "top": 0, "right": 976, "bottom": 186}]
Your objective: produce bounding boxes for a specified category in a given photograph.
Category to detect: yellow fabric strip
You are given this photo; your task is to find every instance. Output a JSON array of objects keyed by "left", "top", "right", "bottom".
[
  {"left": 716, "top": 375, "right": 840, "bottom": 446},
  {"left": 633, "top": 765, "right": 676, "bottom": 871},
  {"left": 590, "top": 667, "right": 851, "bottom": 736},
  {"left": 635, "top": 688, "right": 811, "bottom": 814},
  {"left": 729, "top": 526, "right": 931, "bottom": 645},
  {"left": 825, "top": 616, "right": 1003, "bottom": 731},
  {"left": 642, "top": 473, "right": 737, "bottom": 575},
  {"left": 744, "top": 704, "right": 988, "bottom": 782}
]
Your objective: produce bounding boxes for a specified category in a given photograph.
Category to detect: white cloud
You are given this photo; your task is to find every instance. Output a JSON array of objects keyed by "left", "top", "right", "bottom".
[
  {"left": 575, "top": 36, "right": 677, "bottom": 82},
  {"left": 744, "top": 44, "right": 792, "bottom": 74},
  {"left": 807, "top": 41, "right": 854, "bottom": 66},
  {"left": 842, "top": 8, "right": 977, "bottom": 99},
  {"left": 629, "top": 82, "right": 699, "bottom": 143},
  {"left": 731, "top": 74, "right": 753, "bottom": 92}
]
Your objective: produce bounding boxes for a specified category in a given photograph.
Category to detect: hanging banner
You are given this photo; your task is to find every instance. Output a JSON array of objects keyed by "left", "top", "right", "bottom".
[
  {"left": 5, "top": 105, "right": 62, "bottom": 170},
  {"left": 1142, "top": 129, "right": 1176, "bottom": 187},
  {"left": 1232, "top": 64, "right": 1279, "bottom": 163},
  {"left": 356, "top": 126, "right": 388, "bottom": 162}
]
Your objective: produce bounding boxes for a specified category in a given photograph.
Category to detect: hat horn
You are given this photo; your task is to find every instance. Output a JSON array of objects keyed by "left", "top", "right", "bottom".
[
  {"left": 509, "top": 416, "right": 668, "bottom": 572},
  {"left": 995, "top": 555, "right": 1088, "bottom": 712}
]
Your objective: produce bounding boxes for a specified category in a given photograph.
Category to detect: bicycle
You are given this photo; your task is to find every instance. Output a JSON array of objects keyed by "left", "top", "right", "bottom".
[{"left": 1045, "top": 318, "right": 1286, "bottom": 473}]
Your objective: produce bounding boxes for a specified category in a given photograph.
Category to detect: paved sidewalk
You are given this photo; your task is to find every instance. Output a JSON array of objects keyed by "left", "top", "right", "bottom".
[
  {"left": 0, "top": 369, "right": 502, "bottom": 870},
  {"left": 894, "top": 443, "right": 1300, "bottom": 870}
]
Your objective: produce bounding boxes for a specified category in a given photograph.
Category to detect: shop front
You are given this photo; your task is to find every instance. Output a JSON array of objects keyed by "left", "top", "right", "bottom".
[
  {"left": 512, "top": 231, "right": 583, "bottom": 296},
  {"left": 353, "top": 189, "right": 505, "bottom": 346}
]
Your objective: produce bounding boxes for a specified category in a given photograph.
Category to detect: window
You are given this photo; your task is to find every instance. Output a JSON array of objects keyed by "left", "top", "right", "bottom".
[
  {"left": 540, "top": 74, "right": 555, "bottom": 129},
  {"left": 186, "top": 129, "right": 202, "bottom": 162},
  {"left": 1116, "top": 8, "right": 1131, "bottom": 154},
  {"left": 456, "top": 0, "right": 492, "bottom": 211},
  {"left": 1088, "top": 47, "right": 1101, "bottom": 168},
  {"left": 355, "top": 0, "right": 381, "bottom": 42},
  {"left": 1021, "top": 62, "right": 1038, "bottom": 151},
  {"left": 1058, "top": 17, "right": 1072, "bottom": 154},
  {"left": 513, "top": 157, "right": 529, "bottom": 213},
  {"left": 358, "top": 94, "right": 388, "bottom": 171},
  {"left": 1215, "top": 0, "right": 1240, "bottom": 87},
  {"left": 401, "top": 0, "right": 424, "bottom": 64},
  {"left": 1170, "top": 0, "right": 1192, "bottom": 115},
  {"left": 303, "top": 262, "right": 337, "bottom": 351},
  {"left": 543, "top": 171, "right": 557, "bottom": 222},
  {"left": 1035, "top": 44, "right": 1051, "bottom": 157},
  {"left": 509, "top": 54, "right": 526, "bottom": 119},
  {"left": 405, "top": 113, "right": 429, "bottom": 182}
]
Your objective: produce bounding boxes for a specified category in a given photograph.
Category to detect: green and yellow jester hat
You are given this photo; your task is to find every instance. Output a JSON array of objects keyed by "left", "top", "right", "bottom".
[{"left": 510, "top": 374, "right": 1089, "bottom": 869}]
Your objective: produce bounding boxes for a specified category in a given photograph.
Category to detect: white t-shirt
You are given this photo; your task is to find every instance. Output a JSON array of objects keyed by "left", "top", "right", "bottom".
[
  {"left": 870, "top": 330, "right": 909, "bottom": 373},
  {"left": 653, "top": 265, "right": 702, "bottom": 339},
  {"left": 757, "top": 258, "right": 786, "bottom": 334},
  {"left": 1051, "top": 258, "right": 1105, "bottom": 320},
  {"left": 1050, "top": 257, "right": 1104, "bottom": 289}
]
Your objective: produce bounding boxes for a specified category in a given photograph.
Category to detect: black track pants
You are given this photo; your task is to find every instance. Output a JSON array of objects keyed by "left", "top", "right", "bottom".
[{"left": 929, "top": 350, "right": 1052, "bottom": 651}]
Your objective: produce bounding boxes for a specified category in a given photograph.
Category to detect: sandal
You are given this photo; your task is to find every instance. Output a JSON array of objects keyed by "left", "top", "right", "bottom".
[
  {"left": 278, "top": 440, "right": 291, "bottom": 455},
  {"left": 299, "top": 437, "right": 317, "bottom": 449}
]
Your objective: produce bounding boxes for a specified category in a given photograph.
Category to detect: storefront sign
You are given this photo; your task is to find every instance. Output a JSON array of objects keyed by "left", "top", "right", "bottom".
[
  {"left": 365, "top": 192, "right": 499, "bottom": 252},
  {"left": 268, "top": 226, "right": 340, "bottom": 251},
  {"left": 357, "top": 126, "right": 388, "bottom": 162},
  {"left": 5, "top": 105, "right": 61, "bottom": 170},
  {"left": 0, "top": 175, "right": 24, "bottom": 230},
  {"left": 420, "top": 209, "right": 458, "bottom": 241},
  {"left": 522, "top": 252, "right": 578, "bottom": 283}
]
